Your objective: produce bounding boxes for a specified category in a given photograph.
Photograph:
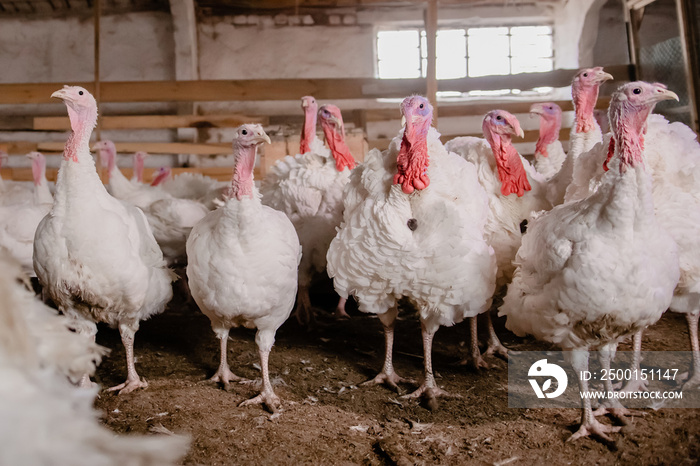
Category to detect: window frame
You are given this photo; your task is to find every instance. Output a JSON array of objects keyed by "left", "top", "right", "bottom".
[{"left": 375, "top": 24, "right": 554, "bottom": 81}]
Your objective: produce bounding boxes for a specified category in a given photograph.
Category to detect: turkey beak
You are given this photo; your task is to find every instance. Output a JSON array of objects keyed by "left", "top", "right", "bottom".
[
  {"left": 51, "top": 88, "right": 70, "bottom": 102},
  {"left": 648, "top": 86, "right": 679, "bottom": 104},
  {"left": 595, "top": 71, "right": 614, "bottom": 84},
  {"left": 327, "top": 114, "right": 343, "bottom": 130},
  {"left": 255, "top": 130, "right": 271, "bottom": 145},
  {"left": 529, "top": 103, "right": 545, "bottom": 117}
]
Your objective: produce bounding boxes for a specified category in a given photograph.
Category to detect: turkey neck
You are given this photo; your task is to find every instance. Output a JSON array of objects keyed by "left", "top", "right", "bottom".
[
  {"left": 225, "top": 143, "right": 257, "bottom": 200},
  {"left": 133, "top": 154, "right": 145, "bottom": 182},
  {"left": 321, "top": 123, "right": 356, "bottom": 172},
  {"left": 31, "top": 157, "right": 52, "bottom": 205},
  {"left": 535, "top": 115, "right": 561, "bottom": 157},
  {"left": 56, "top": 107, "right": 103, "bottom": 200},
  {"left": 300, "top": 105, "right": 317, "bottom": 154},
  {"left": 486, "top": 132, "right": 531, "bottom": 197},
  {"left": 573, "top": 84, "right": 599, "bottom": 134}
]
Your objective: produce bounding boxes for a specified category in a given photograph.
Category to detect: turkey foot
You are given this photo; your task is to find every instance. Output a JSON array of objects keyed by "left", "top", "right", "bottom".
[
  {"left": 592, "top": 400, "right": 644, "bottom": 425},
  {"left": 210, "top": 366, "right": 246, "bottom": 391},
  {"left": 239, "top": 388, "right": 282, "bottom": 413},
  {"left": 568, "top": 418, "right": 621, "bottom": 442},
  {"left": 361, "top": 371, "right": 416, "bottom": 393},
  {"left": 107, "top": 376, "right": 148, "bottom": 395},
  {"left": 402, "top": 384, "right": 461, "bottom": 411},
  {"left": 484, "top": 312, "right": 509, "bottom": 360},
  {"left": 484, "top": 341, "right": 509, "bottom": 360}
]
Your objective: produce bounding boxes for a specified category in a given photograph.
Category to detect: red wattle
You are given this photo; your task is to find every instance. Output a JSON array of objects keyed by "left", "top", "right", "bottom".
[{"left": 603, "top": 137, "right": 615, "bottom": 172}]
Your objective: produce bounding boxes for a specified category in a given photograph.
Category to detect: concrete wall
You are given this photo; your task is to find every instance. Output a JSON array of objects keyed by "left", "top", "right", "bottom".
[{"left": 0, "top": 12, "right": 175, "bottom": 84}]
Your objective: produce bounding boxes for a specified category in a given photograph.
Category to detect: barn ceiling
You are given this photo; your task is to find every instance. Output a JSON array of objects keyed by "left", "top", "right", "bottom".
[{"left": 0, "top": 0, "right": 565, "bottom": 18}]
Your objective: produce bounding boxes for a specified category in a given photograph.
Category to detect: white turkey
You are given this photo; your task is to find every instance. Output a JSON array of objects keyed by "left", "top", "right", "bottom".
[
  {"left": 0, "top": 251, "right": 188, "bottom": 465},
  {"left": 499, "top": 81, "right": 680, "bottom": 441},
  {"left": 261, "top": 98, "right": 356, "bottom": 326},
  {"left": 0, "top": 152, "right": 53, "bottom": 275},
  {"left": 327, "top": 96, "right": 496, "bottom": 408},
  {"left": 187, "top": 124, "right": 301, "bottom": 412},
  {"left": 569, "top": 107, "right": 700, "bottom": 392},
  {"left": 95, "top": 145, "right": 208, "bottom": 264},
  {"left": 530, "top": 102, "right": 566, "bottom": 180},
  {"left": 444, "top": 110, "right": 550, "bottom": 368},
  {"left": 0, "top": 150, "right": 34, "bottom": 206},
  {"left": 33, "top": 86, "right": 175, "bottom": 394},
  {"left": 94, "top": 140, "right": 171, "bottom": 210},
  {"left": 159, "top": 170, "right": 227, "bottom": 210},
  {"left": 544, "top": 67, "right": 613, "bottom": 206}
]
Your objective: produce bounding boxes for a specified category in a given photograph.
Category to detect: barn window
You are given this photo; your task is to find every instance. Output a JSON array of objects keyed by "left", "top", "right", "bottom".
[{"left": 376, "top": 25, "right": 553, "bottom": 83}]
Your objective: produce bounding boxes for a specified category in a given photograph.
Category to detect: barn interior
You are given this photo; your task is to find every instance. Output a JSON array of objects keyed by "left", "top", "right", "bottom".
[{"left": 1, "top": 0, "right": 700, "bottom": 464}]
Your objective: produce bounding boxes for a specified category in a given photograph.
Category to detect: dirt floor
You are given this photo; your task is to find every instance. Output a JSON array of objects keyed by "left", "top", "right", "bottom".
[{"left": 92, "top": 282, "right": 700, "bottom": 465}]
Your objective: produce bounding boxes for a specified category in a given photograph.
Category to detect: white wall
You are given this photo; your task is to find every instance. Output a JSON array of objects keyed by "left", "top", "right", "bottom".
[
  {"left": 0, "top": 2, "right": 613, "bottom": 161},
  {"left": 0, "top": 12, "right": 175, "bottom": 84}
]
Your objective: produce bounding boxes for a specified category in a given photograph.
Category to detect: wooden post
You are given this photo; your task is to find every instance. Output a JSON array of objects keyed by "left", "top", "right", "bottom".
[
  {"left": 424, "top": 0, "right": 438, "bottom": 127},
  {"left": 94, "top": 0, "right": 101, "bottom": 141},
  {"left": 678, "top": 0, "right": 699, "bottom": 132}
]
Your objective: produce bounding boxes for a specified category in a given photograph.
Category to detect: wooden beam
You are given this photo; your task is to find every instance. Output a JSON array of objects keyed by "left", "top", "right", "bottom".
[
  {"left": 33, "top": 114, "right": 270, "bottom": 130},
  {"left": 94, "top": 0, "right": 101, "bottom": 140},
  {"left": 424, "top": 0, "right": 438, "bottom": 125},
  {"left": 1, "top": 141, "right": 232, "bottom": 155},
  {"left": 364, "top": 97, "right": 612, "bottom": 122},
  {"left": 0, "top": 66, "right": 632, "bottom": 104}
]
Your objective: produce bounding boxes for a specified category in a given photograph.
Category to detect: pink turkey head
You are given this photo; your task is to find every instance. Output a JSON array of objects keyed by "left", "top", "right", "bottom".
[
  {"left": 226, "top": 124, "right": 271, "bottom": 200},
  {"left": 319, "top": 104, "right": 356, "bottom": 172},
  {"left": 483, "top": 110, "right": 531, "bottom": 197},
  {"left": 530, "top": 102, "right": 562, "bottom": 157},
  {"left": 571, "top": 67, "right": 613, "bottom": 133},
  {"left": 51, "top": 86, "right": 98, "bottom": 135},
  {"left": 26, "top": 152, "right": 46, "bottom": 186},
  {"left": 483, "top": 110, "right": 524, "bottom": 142},
  {"left": 300, "top": 96, "right": 318, "bottom": 154},
  {"left": 151, "top": 166, "right": 171, "bottom": 186},
  {"left": 92, "top": 140, "right": 117, "bottom": 172},
  {"left": 605, "top": 81, "right": 678, "bottom": 173}
]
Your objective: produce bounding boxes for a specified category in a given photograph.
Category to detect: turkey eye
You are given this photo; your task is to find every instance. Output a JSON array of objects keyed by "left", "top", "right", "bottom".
[
  {"left": 583, "top": 73, "right": 588, "bottom": 77},
  {"left": 78, "top": 91, "right": 83, "bottom": 95},
  {"left": 242, "top": 129, "right": 248, "bottom": 135},
  {"left": 633, "top": 88, "right": 642, "bottom": 94},
  {"left": 496, "top": 115, "right": 502, "bottom": 120},
  {"left": 419, "top": 103, "right": 424, "bottom": 109}
]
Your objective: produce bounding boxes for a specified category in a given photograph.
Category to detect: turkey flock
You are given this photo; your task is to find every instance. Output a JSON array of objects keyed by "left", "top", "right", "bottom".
[{"left": 0, "top": 67, "right": 699, "bottom": 461}]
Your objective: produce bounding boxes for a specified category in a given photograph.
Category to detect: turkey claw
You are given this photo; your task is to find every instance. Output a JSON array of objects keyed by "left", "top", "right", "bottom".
[
  {"left": 402, "top": 385, "right": 460, "bottom": 411},
  {"left": 484, "top": 342, "right": 510, "bottom": 361},
  {"left": 107, "top": 377, "right": 148, "bottom": 394},
  {"left": 568, "top": 419, "right": 621, "bottom": 442},
  {"left": 239, "top": 390, "right": 281, "bottom": 413},
  {"left": 361, "top": 371, "right": 415, "bottom": 393}
]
